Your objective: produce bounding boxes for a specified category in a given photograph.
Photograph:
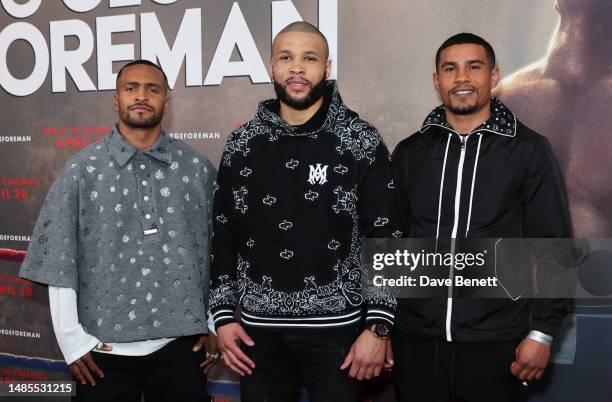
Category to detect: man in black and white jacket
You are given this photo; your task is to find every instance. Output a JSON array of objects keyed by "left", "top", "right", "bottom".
[
  {"left": 392, "top": 33, "right": 572, "bottom": 402},
  {"left": 209, "top": 22, "right": 400, "bottom": 402}
]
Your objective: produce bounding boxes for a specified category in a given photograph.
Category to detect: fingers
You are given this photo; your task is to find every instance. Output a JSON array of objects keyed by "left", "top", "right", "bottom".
[
  {"left": 348, "top": 356, "right": 361, "bottom": 378},
  {"left": 510, "top": 361, "right": 520, "bottom": 376},
  {"left": 226, "top": 340, "right": 255, "bottom": 370},
  {"left": 200, "top": 355, "right": 220, "bottom": 374},
  {"left": 511, "top": 360, "right": 543, "bottom": 381},
  {"left": 527, "top": 368, "right": 540, "bottom": 381},
  {"left": 82, "top": 354, "right": 104, "bottom": 379},
  {"left": 192, "top": 335, "right": 207, "bottom": 352},
  {"left": 235, "top": 326, "right": 255, "bottom": 347},
  {"left": 340, "top": 347, "right": 354, "bottom": 370},
  {"left": 362, "top": 366, "right": 375, "bottom": 381},
  {"left": 217, "top": 324, "right": 256, "bottom": 375},
  {"left": 222, "top": 349, "right": 253, "bottom": 376},
  {"left": 69, "top": 365, "right": 86, "bottom": 385},
  {"left": 355, "top": 365, "right": 368, "bottom": 381},
  {"left": 75, "top": 359, "right": 96, "bottom": 385}
]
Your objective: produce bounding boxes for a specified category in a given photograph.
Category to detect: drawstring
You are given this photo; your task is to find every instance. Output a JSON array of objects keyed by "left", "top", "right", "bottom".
[
  {"left": 450, "top": 340, "right": 456, "bottom": 392},
  {"left": 465, "top": 133, "right": 483, "bottom": 237},
  {"left": 436, "top": 134, "right": 452, "bottom": 247}
]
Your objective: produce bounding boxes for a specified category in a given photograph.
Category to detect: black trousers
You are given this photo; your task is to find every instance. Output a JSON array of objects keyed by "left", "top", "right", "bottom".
[
  {"left": 240, "top": 325, "right": 360, "bottom": 402},
  {"left": 73, "top": 335, "right": 207, "bottom": 402},
  {"left": 392, "top": 332, "right": 527, "bottom": 402}
]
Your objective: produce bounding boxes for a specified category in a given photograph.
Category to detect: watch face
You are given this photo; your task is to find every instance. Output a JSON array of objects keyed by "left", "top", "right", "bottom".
[{"left": 375, "top": 324, "right": 390, "bottom": 338}]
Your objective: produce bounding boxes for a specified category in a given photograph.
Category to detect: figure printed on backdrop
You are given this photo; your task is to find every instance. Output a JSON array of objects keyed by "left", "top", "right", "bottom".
[{"left": 495, "top": 0, "right": 612, "bottom": 239}]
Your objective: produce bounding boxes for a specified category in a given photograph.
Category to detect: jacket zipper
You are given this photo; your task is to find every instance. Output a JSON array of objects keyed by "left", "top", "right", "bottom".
[{"left": 445, "top": 134, "right": 468, "bottom": 342}]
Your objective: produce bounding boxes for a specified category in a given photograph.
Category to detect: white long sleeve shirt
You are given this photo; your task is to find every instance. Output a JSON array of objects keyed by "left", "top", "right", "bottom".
[{"left": 49, "top": 286, "right": 215, "bottom": 364}]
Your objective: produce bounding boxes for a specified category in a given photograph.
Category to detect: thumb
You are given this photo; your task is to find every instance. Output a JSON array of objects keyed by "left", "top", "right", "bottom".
[
  {"left": 192, "top": 335, "right": 206, "bottom": 352},
  {"left": 99, "top": 343, "right": 113, "bottom": 352},
  {"left": 236, "top": 326, "right": 255, "bottom": 346},
  {"left": 340, "top": 346, "right": 355, "bottom": 370},
  {"left": 385, "top": 340, "right": 394, "bottom": 367}
]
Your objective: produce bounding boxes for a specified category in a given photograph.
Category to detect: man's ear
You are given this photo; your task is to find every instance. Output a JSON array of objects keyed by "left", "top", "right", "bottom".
[
  {"left": 432, "top": 72, "right": 440, "bottom": 91},
  {"left": 325, "top": 59, "right": 332, "bottom": 79},
  {"left": 490, "top": 66, "right": 500, "bottom": 89},
  {"left": 113, "top": 92, "right": 119, "bottom": 112},
  {"left": 163, "top": 95, "right": 170, "bottom": 115}
]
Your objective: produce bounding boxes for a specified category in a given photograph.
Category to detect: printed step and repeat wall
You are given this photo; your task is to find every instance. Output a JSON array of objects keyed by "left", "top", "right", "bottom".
[{"left": 1, "top": 0, "right": 611, "bottom": 401}]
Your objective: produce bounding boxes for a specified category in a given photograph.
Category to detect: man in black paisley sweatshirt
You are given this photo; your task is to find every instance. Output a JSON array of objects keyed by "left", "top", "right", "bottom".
[{"left": 208, "top": 22, "right": 400, "bottom": 402}]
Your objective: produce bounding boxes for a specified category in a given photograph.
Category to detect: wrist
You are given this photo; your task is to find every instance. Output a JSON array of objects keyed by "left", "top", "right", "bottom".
[
  {"left": 366, "top": 323, "right": 391, "bottom": 340},
  {"left": 527, "top": 330, "right": 553, "bottom": 347}
]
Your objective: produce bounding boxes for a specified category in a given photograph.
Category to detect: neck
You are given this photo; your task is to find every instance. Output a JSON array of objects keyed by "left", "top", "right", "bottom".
[
  {"left": 445, "top": 102, "right": 491, "bottom": 135},
  {"left": 279, "top": 96, "right": 324, "bottom": 126},
  {"left": 117, "top": 121, "right": 162, "bottom": 150},
  {"left": 545, "top": 6, "right": 612, "bottom": 83}
]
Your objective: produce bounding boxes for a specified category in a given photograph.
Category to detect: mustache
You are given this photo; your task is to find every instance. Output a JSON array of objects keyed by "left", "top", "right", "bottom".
[
  {"left": 449, "top": 86, "right": 477, "bottom": 93},
  {"left": 129, "top": 103, "right": 153, "bottom": 110},
  {"left": 284, "top": 77, "right": 312, "bottom": 86}
]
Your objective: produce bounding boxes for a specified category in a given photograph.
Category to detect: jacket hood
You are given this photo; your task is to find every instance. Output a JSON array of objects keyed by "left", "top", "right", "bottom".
[
  {"left": 420, "top": 97, "right": 517, "bottom": 137},
  {"left": 255, "top": 80, "right": 343, "bottom": 137}
]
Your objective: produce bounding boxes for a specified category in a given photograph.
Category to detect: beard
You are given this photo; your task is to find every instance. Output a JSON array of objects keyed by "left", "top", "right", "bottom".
[
  {"left": 273, "top": 76, "right": 327, "bottom": 110},
  {"left": 120, "top": 107, "right": 164, "bottom": 128},
  {"left": 447, "top": 100, "right": 479, "bottom": 115}
]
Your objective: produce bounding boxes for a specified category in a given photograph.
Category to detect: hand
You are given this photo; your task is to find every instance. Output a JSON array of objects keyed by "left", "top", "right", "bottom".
[
  {"left": 217, "top": 322, "right": 255, "bottom": 376},
  {"left": 69, "top": 343, "right": 112, "bottom": 385},
  {"left": 340, "top": 330, "right": 386, "bottom": 380},
  {"left": 510, "top": 338, "right": 551, "bottom": 381},
  {"left": 195, "top": 333, "right": 221, "bottom": 374},
  {"left": 384, "top": 338, "right": 394, "bottom": 370}
]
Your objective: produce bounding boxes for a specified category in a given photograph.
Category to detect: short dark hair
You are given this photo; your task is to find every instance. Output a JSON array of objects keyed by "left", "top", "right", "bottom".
[
  {"left": 116, "top": 59, "right": 169, "bottom": 91},
  {"left": 435, "top": 33, "right": 496, "bottom": 71},
  {"left": 273, "top": 21, "right": 329, "bottom": 59}
]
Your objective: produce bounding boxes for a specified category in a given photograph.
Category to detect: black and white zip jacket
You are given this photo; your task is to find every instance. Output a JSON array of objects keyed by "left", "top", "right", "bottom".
[
  {"left": 392, "top": 97, "right": 572, "bottom": 342},
  {"left": 209, "top": 81, "right": 400, "bottom": 330}
]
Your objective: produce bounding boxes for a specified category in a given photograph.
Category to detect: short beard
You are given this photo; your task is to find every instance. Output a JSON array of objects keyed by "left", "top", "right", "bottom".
[
  {"left": 120, "top": 109, "right": 164, "bottom": 128},
  {"left": 448, "top": 102, "right": 478, "bottom": 115},
  {"left": 274, "top": 77, "right": 327, "bottom": 110}
]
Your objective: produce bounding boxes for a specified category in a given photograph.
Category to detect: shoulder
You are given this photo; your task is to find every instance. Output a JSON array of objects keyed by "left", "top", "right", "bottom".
[
  {"left": 334, "top": 108, "right": 388, "bottom": 163},
  {"left": 54, "top": 140, "right": 109, "bottom": 185}
]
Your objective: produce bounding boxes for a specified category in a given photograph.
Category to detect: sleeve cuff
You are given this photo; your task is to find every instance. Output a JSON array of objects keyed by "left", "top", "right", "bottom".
[
  {"left": 364, "top": 308, "right": 395, "bottom": 327},
  {"left": 207, "top": 310, "right": 216, "bottom": 336},
  {"left": 211, "top": 308, "right": 237, "bottom": 330},
  {"left": 527, "top": 330, "right": 553, "bottom": 347},
  {"left": 64, "top": 335, "right": 100, "bottom": 365}
]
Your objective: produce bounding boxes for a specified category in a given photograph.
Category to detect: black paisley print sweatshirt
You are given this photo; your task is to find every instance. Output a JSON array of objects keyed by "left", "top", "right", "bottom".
[{"left": 209, "top": 81, "right": 401, "bottom": 331}]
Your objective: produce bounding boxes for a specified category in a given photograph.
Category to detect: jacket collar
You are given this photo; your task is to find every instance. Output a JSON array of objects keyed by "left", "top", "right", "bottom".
[
  {"left": 255, "top": 80, "right": 343, "bottom": 137},
  {"left": 107, "top": 124, "right": 173, "bottom": 168},
  {"left": 420, "top": 97, "right": 517, "bottom": 137}
]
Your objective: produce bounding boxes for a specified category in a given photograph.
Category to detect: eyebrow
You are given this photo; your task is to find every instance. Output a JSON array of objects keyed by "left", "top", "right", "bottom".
[
  {"left": 276, "top": 49, "right": 321, "bottom": 56},
  {"left": 440, "top": 59, "right": 486, "bottom": 68},
  {"left": 123, "top": 81, "right": 162, "bottom": 87}
]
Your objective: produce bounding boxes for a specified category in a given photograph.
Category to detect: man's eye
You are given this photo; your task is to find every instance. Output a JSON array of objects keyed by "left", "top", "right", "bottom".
[
  {"left": 280, "top": 55, "right": 290, "bottom": 60},
  {"left": 126, "top": 87, "right": 135, "bottom": 91}
]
